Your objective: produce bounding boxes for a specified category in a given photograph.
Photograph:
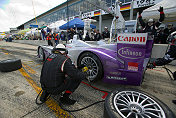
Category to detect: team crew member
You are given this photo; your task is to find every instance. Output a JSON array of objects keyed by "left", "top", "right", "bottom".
[
  {"left": 148, "top": 31, "right": 176, "bottom": 105},
  {"left": 40, "top": 44, "right": 87, "bottom": 105},
  {"left": 46, "top": 33, "right": 53, "bottom": 46},
  {"left": 53, "top": 33, "right": 59, "bottom": 46},
  {"left": 138, "top": 7, "right": 165, "bottom": 36}
]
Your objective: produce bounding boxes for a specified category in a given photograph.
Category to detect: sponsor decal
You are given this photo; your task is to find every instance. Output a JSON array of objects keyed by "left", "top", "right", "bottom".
[
  {"left": 128, "top": 62, "right": 139, "bottom": 71},
  {"left": 118, "top": 47, "right": 144, "bottom": 59},
  {"left": 109, "top": 72, "right": 121, "bottom": 75},
  {"left": 107, "top": 76, "right": 127, "bottom": 80},
  {"left": 134, "top": 0, "right": 161, "bottom": 8},
  {"left": 82, "top": 11, "right": 93, "bottom": 19},
  {"left": 117, "top": 33, "right": 147, "bottom": 45}
]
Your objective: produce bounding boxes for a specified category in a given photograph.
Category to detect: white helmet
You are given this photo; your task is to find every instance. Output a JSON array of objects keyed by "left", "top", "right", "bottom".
[
  {"left": 53, "top": 44, "right": 67, "bottom": 54},
  {"left": 55, "top": 44, "right": 66, "bottom": 49},
  {"left": 148, "top": 18, "right": 154, "bottom": 22}
]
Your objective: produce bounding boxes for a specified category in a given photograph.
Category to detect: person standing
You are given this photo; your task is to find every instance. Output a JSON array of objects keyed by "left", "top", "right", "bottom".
[
  {"left": 60, "top": 31, "right": 66, "bottom": 41},
  {"left": 41, "top": 28, "right": 46, "bottom": 40},
  {"left": 138, "top": 6, "right": 165, "bottom": 43},
  {"left": 94, "top": 29, "right": 102, "bottom": 41},
  {"left": 46, "top": 33, "right": 53, "bottom": 46},
  {"left": 164, "top": 24, "right": 176, "bottom": 40},
  {"left": 102, "top": 27, "right": 110, "bottom": 39},
  {"left": 53, "top": 33, "right": 59, "bottom": 46}
]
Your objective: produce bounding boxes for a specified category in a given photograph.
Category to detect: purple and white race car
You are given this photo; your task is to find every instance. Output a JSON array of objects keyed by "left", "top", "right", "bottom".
[{"left": 38, "top": 33, "right": 153, "bottom": 86}]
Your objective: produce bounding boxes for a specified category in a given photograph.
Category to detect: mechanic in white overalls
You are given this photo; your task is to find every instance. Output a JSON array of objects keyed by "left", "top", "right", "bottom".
[{"left": 40, "top": 44, "right": 88, "bottom": 105}]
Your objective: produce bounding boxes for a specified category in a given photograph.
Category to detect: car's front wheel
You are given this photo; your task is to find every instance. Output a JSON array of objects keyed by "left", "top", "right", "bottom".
[
  {"left": 78, "top": 52, "right": 103, "bottom": 81},
  {"left": 38, "top": 47, "right": 45, "bottom": 61}
]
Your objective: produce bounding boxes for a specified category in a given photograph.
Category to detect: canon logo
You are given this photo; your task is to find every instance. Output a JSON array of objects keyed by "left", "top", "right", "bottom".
[
  {"left": 117, "top": 33, "right": 148, "bottom": 45},
  {"left": 118, "top": 36, "right": 146, "bottom": 43}
]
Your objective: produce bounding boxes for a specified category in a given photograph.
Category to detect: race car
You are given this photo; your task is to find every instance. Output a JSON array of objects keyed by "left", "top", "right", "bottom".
[{"left": 38, "top": 34, "right": 153, "bottom": 86}]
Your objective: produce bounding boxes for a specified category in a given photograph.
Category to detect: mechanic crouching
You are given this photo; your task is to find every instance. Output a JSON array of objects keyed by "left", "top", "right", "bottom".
[
  {"left": 40, "top": 44, "right": 87, "bottom": 105},
  {"left": 148, "top": 31, "right": 176, "bottom": 105}
]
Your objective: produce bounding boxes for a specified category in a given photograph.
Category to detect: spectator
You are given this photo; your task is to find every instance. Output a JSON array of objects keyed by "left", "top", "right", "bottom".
[
  {"left": 41, "top": 28, "right": 46, "bottom": 40},
  {"left": 68, "top": 28, "right": 76, "bottom": 40},
  {"left": 94, "top": 29, "right": 102, "bottom": 41},
  {"left": 102, "top": 27, "right": 110, "bottom": 39},
  {"left": 85, "top": 32, "right": 90, "bottom": 41},
  {"left": 47, "top": 27, "right": 52, "bottom": 33},
  {"left": 60, "top": 31, "right": 66, "bottom": 41}
]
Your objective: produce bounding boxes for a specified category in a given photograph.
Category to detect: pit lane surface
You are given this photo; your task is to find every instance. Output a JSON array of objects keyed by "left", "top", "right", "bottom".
[{"left": 0, "top": 41, "right": 176, "bottom": 118}]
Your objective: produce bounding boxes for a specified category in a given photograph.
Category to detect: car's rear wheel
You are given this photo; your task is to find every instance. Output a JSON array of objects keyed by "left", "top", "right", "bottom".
[
  {"left": 78, "top": 52, "right": 103, "bottom": 81},
  {"left": 104, "top": 88, "right": 175, "bottom": 118},
  {"left": 38, "top": 47, "right": 45, "bottom": 61}
]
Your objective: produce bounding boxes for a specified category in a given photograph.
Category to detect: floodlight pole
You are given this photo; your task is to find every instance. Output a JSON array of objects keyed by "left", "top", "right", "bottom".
[
  {"left": 66, "top": 0, "right": 69, "bottom": 44},
  {"left": 130, "top": 0, "right": 134, "bottom": 20}
]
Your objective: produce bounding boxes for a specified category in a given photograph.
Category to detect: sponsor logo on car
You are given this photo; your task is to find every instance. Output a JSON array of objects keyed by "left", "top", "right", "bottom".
[
  {"left": 118, "top": 47, "right": 144, "bottom": 59},
  {"left": 107, "top": 76, "right": 127, "bottom": 80},
  {"left": 109, "top": 72, "right": 121, "bottom": 75},
  {"left": 117, "top": 33, "right": 148, "bottom": 45},
  {"left": 128, "top": 62, "right": 139, "bottom": 71}
]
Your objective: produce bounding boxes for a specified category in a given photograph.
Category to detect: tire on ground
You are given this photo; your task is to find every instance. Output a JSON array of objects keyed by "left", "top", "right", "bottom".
[
  {"left": 78, "top": 52, "right": 103, "bottom": 81},
  {"left": 104, "top": 88, "right": 175, "bottom": 118},
  {"left": 0, "top": 59, "right": 22, "bottom": 72}
]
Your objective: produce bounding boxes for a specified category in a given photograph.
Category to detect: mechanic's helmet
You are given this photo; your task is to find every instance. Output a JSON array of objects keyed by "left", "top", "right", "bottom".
[
  {"left": 148, "top": 19, "right": 154, "bottom": 26},
  {"left": 148, "top": 18, "right": 154, "bottom": 22},
  {"left": 52, "top": 44, "right": 68, "bottom": 54},
  {"left": 166, "top": 31, "right": 176, "bottom": 45}
]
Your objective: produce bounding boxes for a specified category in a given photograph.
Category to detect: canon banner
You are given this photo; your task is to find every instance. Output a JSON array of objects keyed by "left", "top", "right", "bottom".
[{"left": 117, "top": 33, "right": 148, "bottom": 45}]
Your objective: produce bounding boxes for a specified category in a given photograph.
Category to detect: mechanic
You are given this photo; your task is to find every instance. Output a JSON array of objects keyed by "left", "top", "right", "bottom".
[
  {"left": 46, "top": 33, "right": 53, "bottom": 46},
  {"left": 148, "top": 31, "right": 176, "bottom": 105},
  {"left": 138, "top": 6, "right": 165, "bottom": 43},
  {"left": 40, "top": 44, "right": 88, "bottom": 105}
]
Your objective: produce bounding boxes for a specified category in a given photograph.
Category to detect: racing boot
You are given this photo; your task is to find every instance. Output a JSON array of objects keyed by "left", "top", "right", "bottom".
[
  {"left": 40, "top": 90, "right": 49, "bottom": 103},
  {"left": 172, "top": 100, "right": 176, "bottom": 105},
  {"left": 59, "top": 93, "right": 76, "bottom": 105}
]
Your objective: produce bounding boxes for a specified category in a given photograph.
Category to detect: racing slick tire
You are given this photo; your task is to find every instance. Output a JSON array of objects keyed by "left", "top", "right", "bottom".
[
  {"left": 0, "top": 59, "right": 22, "bottom": 72},
  {"left": 104, "top": 88, "right": 175, "bottom": 118},
  {"left": 78, "top": 52, "right": 103, "bottom": 82},
  {"left": 38, "top": 46, "right": 45, "bottom": 61}
]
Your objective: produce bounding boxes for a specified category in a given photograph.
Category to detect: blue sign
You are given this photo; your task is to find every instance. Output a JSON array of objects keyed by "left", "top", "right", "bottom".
[{"left": 30, "top": 25, "right": 38, "bottom": 28}]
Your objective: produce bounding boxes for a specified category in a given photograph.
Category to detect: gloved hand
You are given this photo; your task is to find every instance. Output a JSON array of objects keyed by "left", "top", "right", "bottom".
[
  {"left": 82, "top": 66, "right": 88, "bottom": 72},
  {"left": 147, "top": 63, "right": 156, "bottom": 69},
  {"left": 138, "top": 9, "right": 143, "bottom": 15},
  {"left": 158, "top": 6, "right": 163, "bottom": 12},
  {"left": 77, "top": 64, "right": 85, "bottom": 69}
]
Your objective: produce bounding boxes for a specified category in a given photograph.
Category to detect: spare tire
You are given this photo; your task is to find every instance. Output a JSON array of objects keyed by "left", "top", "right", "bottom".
[
  {"left": 104, "top": 88, "right": 175, "bottom": 118},
  {"left": 0, "top": 59, "right": 22, "bottom": 72}
]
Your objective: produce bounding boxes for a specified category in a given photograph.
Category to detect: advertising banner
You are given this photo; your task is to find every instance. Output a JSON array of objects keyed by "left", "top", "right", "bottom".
[{"left": 134, "top": 0, "right": 161, "bottom": 8}]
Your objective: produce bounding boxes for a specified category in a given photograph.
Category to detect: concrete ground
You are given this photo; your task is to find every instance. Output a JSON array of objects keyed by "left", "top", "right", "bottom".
[{"left": 0, "top": 41, "right": 176, "bottom": 118}]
